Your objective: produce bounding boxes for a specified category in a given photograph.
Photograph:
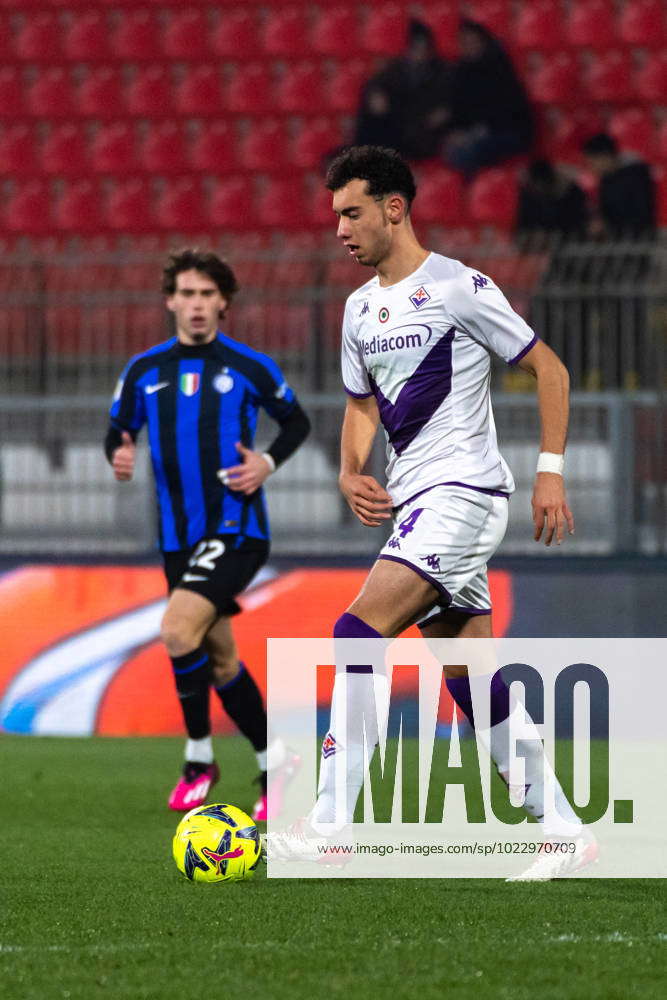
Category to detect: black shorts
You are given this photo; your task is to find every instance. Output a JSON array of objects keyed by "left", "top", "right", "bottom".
[{"left": 162, "top": 536, "right": 270, "bottom": 617}]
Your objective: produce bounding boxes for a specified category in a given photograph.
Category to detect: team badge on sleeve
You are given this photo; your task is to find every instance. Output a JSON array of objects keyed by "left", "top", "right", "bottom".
[
  {"left": 180, "top": 373, "right": 200, "bottom": 396},
  {"left": 409, "top": 286, "right": 431, "bottom": 309},
  {"left": 321, "top": 732, "right": 338, "bottom": 758}
]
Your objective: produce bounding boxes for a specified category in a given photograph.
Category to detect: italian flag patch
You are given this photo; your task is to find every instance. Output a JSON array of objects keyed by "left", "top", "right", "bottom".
[{"left": 180, "top": 372, "right": 200, "bottom": 396}]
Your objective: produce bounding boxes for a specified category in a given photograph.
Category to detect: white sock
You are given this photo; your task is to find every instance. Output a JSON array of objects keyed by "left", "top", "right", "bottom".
[
  {"left": 310, "top": 670, "right": 388, "bottom": 832},
  {"left": 185, "top": 736, "right": 213, "bottom": 765},
  {"left": 256, "top": 737, "right": 287, "bottom": 773}
]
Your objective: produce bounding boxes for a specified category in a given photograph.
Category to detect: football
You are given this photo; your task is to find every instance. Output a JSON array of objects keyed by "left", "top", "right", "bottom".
[{"left": 172, "top": 802, "right": 261, "bottom": 883}]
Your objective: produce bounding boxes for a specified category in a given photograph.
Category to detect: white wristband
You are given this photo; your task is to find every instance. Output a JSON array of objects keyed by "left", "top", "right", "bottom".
[
  {"left": 262, "top": 452, "right": 276, "bottom": 474},
  {"left": 537, "top": 452, "right": 564, "bottom": 475}
]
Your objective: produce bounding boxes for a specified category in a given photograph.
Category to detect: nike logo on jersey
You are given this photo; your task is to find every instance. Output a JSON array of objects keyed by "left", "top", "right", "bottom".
[
  {"left": 181, "top": 572, "right": 207, "bottom": 582},
  {"left": 145, "top": 381, "right": 170, "bottom": 394}
]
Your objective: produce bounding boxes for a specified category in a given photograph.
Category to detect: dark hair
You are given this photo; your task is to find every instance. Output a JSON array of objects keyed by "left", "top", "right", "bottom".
[
  {"left": 161, "top": 249, "right": 240, "bottom": 299},
  {"left": 325, "top": 145, "right": 417, "bottom": 207},
  {"left": 582, "top": 133, "right": 618, "bottom": 157}
]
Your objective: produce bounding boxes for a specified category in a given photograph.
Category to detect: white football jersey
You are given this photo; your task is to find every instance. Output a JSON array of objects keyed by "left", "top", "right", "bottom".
[{"left": 341, "top": 252, "right": 538, "bottom": 506}]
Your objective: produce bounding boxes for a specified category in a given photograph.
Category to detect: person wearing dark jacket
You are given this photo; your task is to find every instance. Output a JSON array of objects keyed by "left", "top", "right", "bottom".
[
  {"left": 516, "top": 160, "right": 588, "bottom": 243},
  {"left": 583, "top": 133, "right": 656, "bottom": 240}
]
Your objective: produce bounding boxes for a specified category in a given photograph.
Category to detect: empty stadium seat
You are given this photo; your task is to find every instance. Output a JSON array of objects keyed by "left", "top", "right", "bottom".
[
  {"left": 4, "top": 181, "right": 51, "bottom": 234},
  {"left": 139, "top": 121, "right": 186, "bottom": 174},
  {"left": 618, "top": 0, "right": 666, "bottom": 47},
  {"left": 608, "top": 108, "right": 656, "bottom": 159},
  {"left": 468, "top": 168, "right": 518, "bottom": 228},
  {"left": 77, "top": 67, "right": 126, "bottom": 118},
  {"left": 566, "top": 1, "right": 617, "bottom": 47},
  {"left": 256, "top": 178, "right": 303, "bottom": 228},
  {"left": 210, "top": 10, "right": 259, "bottom": 60},
  {"left": 0, "top": 125, "right": 36, "bottom": 174},
  {"left": 53, "top": 180, "right": 103, "bottom": 232},
  {"left": 14, "top": 12, "right": 62, "bottom": 61},
  {"left": 27, "top": 68, "right": 76, "bottom": 118},
  {"left": 658, "top": 121, "right": 667, "bottom": 163},
  {"left": 189, "top": 121, "right": 237, "bottom": 173},
  {"left": 174, "top": 66, "right": 223, "bottom": 116},
  {"left": 310, "top": 7, "right": 360, "bottom": 57},
  {"left": 110, "top": 9, "right": 161, "bottom": 61},
  {"left": 585, "top": 50, "right": 634, "bottom": 102},
  {"left": 241, "top": 119, "right": 289, "bottom": 172},
  {"left": 361, "top": 4, "right": 407, "bottom": 56},
  {"left": 275, "top": 63, "right": 324, "bottom": 114},
  {"left": 291, "top": 117, "right": 343, "bottom": 169},
  {"left": 309, "top": 181, "right": 335, "bottom": 227},
  {"left": 547, "top": 107, "right": 605, "bottom": 162},
  {"left": 126, "top": 66, "right": 173, "bottom": 117},
  {"left": 470, "top": 1, "right": 513, "bottom": 44},
  {"left": 514, "top": 2, "right": 565, "bottom": 51},
  {"left": 411, "top": 168, "right": 465, "bottom": 226},
  {"left": 90, "top": 122, "right": 137, "bottom": 174},
  {"left": 635, "top": 52, "right": 667, "bottom": 103},
  {"left": 162, "top": 9, "right": 212, "bottom": 60},
  {"left": 40, "top": 124, "right": 88, "bottom": 175},
  {"left": 226, "top": 64, "right": 272, "bottom": 115},
  {"left": 0, "top": 69, "right": 24, "bottom": 119},
  {"left": 262, "top": 6, "right": 309, "bottom": 58},
  {"left": 324, "top": 59, "right": 367, "bottom": 113},
  {"left": 526, "top": 52, "right": 580, "bottom": 104},
  {"left": 420, "top": 3, "right": 458, "bottom": 58},
  {"left": 63, "top": 10, "right": 111, "bottom": 61},
  {"left": 155, "top": 178, "right": 205, "bottom": 230},
  {"left": 106, "top": 179, "right": 154, "bottom": 232},
  {"left": 209, "top": 176, "right": 254, "bottom": 229}
]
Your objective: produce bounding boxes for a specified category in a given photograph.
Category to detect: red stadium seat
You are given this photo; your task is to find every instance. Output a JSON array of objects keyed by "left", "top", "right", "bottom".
[
  {"left": 53, "top": 180, "right": 103, "bottom": 232},
  {"left": 77, "top": 67, "right": 126, "bottom": 118},
  {"left": 209, "top": 176, "right": 255, "bottom": 230},
  {"left": 126, "top": 66, "right": 173, "bottom": 117},
  {"left": 546, "top": 107, "right": 605, "bottom": 162},
  {"left": 14, "top": 12, "right": 62, "bottom": 61},
  {"left": 309, "top": 181, "right": 335, "bottom": 227},
  {"left": 226, "top": 64, "right": 272, "bottom": 115},
  {"left": 0, "top": 14, "right": 12, "bottom": 64},
  {"left": 585, "top": 50, "right": 634, "bottom": 103},
  {"left": 566, "top": 1, "right": 617, "bottom": 48},
  {"left": 608, "top": 108, "right": 655, "bottom": 159},
  {"left": 291, "top": 117, "right": 344, "bottom": 169},
  {"left": 654, "top": 165, "right": 667, "bottom": 225},
  {"left": 324, "top": 59, "right": 367, "bottom": 113},
  {"left": 421, "top": 3, "right": 459, "bottom": 58},
  {"left": 0, "top": 69, "right": 24, "bottom": 119},
  {"left": 139, "top": 121, "right": 187, "bottom": 174},
  {"left": 361, "top": 4, "right": 407, "bottom": 56},
  {"left": 106, "top": 178, "right": 154, "bottom": 232},
  {"left": 658, "top": 121, "right": 667, "bottom": 164},
  {"left": 526, "top": 52, "right": 580, "bottom": 104},
  {"left": 618, "top": 0, "right": 666, "bottom": 47},
  {"left": 635, "top": 52, "right": 667, "bottom": 103},
  {"left": 210, "top": 10, "right": 259, "bottom": 61},
  {"left": 262, "top": 6, "right": 309, "bottom": 58},
  {"left": 275, "top": 63, "right": 324, "bottom": 114},
  {"left": 411, "top": 168, "right": 465, "bottom": 226},
  {"left": 468, "top": 167, "right": 518, "bottom": 229},
  {"left": 5, "top": 181, "right": 51, "bottom": 234},
  {"left": 26, "top": 69, "right": 76, "bottom": 118},
  {"left": 90, "top": 122, "right": 137, "bottom": 174},
  {"left": 470, "top": 1, "right": 513, "bottom": 45},
  {"left": 241, "top": 119, "right": 289, "bottom": 172},
  {"left": 256, "top": 177, "right": 303, "bottom": 229},
  {"left": 162, "top": 9, "right": 212, "bottom": 60},
  {"left": 155, "top": 178, "right": 205, "bottom": 231},
  {"left": 310, "top": 8, "right": 361, "bottom": 57},
  {"left": 40, "top": 124, "right": 89, "bottom": 175},
  {"left": 174, "top": 66, "right": 223, "bottom": 116},
  {"left": 514, "top": 2, "right": 565, "bottom": 51},
  {"left": 189, "top": 121, "right": 237, "bottom": 173},
  {"left": 0, "top": 125, "right": 36, "bottom": 174},
  {"left": 110, "top": 10, "right": 161, "bottom": 61},
  {"left": 63, "top": 10, "right": 111, "bottom": 61}
]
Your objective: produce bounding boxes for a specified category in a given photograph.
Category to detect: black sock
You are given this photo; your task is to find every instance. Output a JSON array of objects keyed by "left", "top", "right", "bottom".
[
  {"left": 215, "top": 662, "right": 267, "bottom": 753},
  {"left": 171, "top": 647, "right": 211, "bottom": 740}
]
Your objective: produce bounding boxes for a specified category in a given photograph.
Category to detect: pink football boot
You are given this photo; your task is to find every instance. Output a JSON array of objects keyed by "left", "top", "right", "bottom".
[
  {"left": 168, "top": 761, "right": 219, "bottom": 811},
  {"left": 252, "top": 750, "right": 301, "bottom": 822}
]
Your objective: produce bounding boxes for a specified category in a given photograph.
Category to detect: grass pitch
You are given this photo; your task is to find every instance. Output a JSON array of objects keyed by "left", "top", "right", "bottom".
[{"left": 1, "top": 735, "right": 665, "bottom": 1000}]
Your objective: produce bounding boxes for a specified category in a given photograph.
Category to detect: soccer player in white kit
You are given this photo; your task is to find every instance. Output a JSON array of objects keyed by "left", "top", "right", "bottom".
[{"left": 267, "top": 147, "right": 596, "bottom": 879}]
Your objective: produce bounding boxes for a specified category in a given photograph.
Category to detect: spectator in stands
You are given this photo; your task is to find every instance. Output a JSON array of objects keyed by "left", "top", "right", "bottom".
[
  {"left": 443, "top": 19, "right": 534, "bottom": 177},
  {"left": 582, "top": 133, "right": 656, "bottom": 240},
  {"left": 353, "top": 19, "right": 451, "bottom": 161},
  {"left": 516, "top": 160, "right": 588, "bottom": 243}
]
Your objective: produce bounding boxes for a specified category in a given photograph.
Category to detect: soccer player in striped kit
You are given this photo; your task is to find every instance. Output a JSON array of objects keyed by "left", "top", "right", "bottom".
[{"left": 105, "top": 250, "right": 309, "bottom": 818}]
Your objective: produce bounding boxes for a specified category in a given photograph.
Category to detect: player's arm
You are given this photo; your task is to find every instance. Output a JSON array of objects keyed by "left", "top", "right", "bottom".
[
  {"left": 104, "top": 363, "right": 145, "bottom": 482},
  {"left": 339, "top": 395, "right": 392, "bottom": 527},
  {"left": 516, "top": 340, "right": 575, "bottom": 546},
  {"left": 221, "top": 401, "right": 311, "bottom": 496}
]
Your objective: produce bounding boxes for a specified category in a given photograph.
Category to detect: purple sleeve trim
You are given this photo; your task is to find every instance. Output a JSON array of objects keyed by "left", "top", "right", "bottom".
[
  {"left": 377, "top": 554, "right": 452, "bottom": 605},
  {"left": 343, "top": 384, "right": 373, "bottom": 399},
  {"left": 508, "top": 332, "right": 539, "bottom": 366}
]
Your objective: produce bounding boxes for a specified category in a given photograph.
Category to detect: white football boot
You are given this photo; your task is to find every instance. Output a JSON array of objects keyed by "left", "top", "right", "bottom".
[
  {"left": 506, "top": 829, "right": 599, "bottom": 882},
  {"left": 262, "top": 818, "right": 353, "bottom": 866}
]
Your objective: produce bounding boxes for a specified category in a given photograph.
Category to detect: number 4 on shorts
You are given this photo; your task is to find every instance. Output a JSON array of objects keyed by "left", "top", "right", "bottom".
[{"left": 398, "top": 508, "right": 424, "bottom": 538}]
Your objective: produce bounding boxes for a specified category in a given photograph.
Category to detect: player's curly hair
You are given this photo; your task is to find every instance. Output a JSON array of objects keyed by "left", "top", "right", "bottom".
[
  {"left": 325, "top": 146, "right": 417, "bottom": 208},
  {"left": 161, "top": 249, "right": 240, "bottom": 300}
]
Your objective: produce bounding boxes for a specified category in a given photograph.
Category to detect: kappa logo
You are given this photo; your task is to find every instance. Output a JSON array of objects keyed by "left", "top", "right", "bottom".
[
  {"left": 145, "top": 381, "right": 169, "bottom": 395},
  {"left": 359, "top": 301, "right": 370, "bottom": 317},
  {"left": 420, "top": 554, "right": 441, "bottom": 572},
  {"left": 387, "top": 537, "right": 401, "bottom": 550},
  {"left": 321, "top": 731, "right": 338, "bottom": 759},
  {"left": 472, "top": 273, "right": 491, "bottom": 294},
  {"left": 409, "top": 286, "right": 431, "bottom": 310}
]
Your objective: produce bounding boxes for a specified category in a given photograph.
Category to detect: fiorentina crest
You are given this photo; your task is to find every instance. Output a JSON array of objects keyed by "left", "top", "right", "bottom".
[{"left": 409, "top": 286, "right": 431, "bottom": 309}]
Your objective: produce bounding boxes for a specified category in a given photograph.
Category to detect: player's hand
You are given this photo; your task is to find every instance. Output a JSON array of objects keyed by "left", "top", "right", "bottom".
[
  {"left": 339, "top": 472, "right": 393, "bottom": 527},
  {"left": 112, "top": 431, "right": 136, "bottom": 481},
  {"left": 218, "top": 442, "right": 273, "bottom": 495},
  {"left": 532, "top": 473, "right": 575, "bottom": 546}
]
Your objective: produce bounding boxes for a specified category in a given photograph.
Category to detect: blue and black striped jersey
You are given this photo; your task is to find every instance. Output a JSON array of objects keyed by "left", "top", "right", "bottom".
[{"left": 109, "top": 332, "right": 299, "bottom": 552}]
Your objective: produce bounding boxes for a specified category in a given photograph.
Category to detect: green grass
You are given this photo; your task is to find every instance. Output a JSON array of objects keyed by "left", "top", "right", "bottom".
[{"left": 1, "top": 735, "right": 665, "bottom": 1000}]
